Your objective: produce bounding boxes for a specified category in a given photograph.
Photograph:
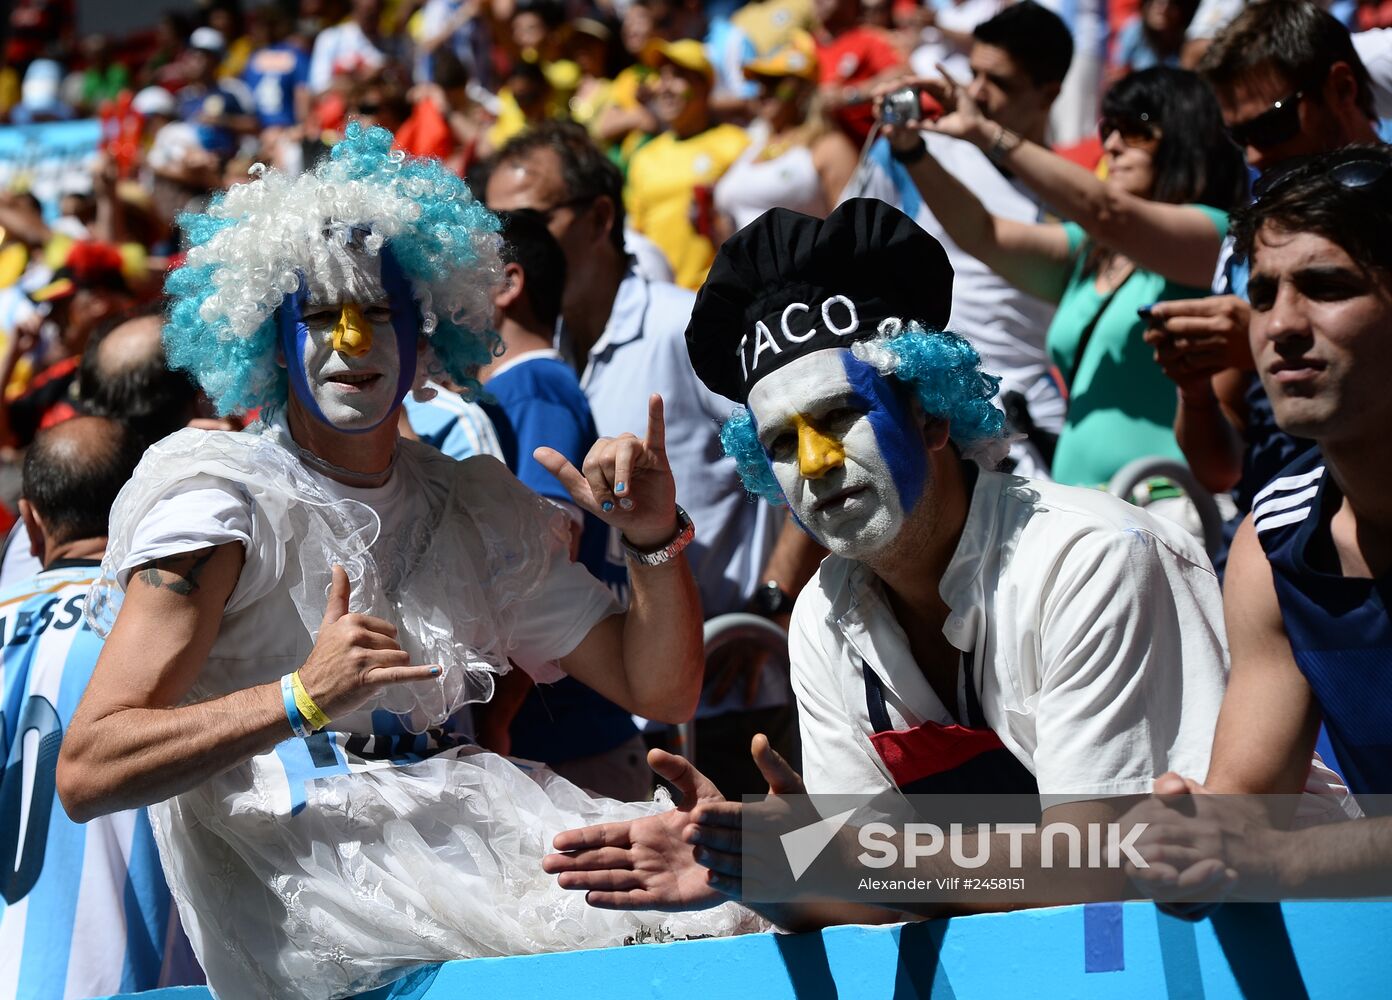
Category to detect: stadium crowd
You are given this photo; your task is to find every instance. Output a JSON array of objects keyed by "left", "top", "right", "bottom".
[{"left": 2, "top": 0, "right": 1392, "bottom": 997}]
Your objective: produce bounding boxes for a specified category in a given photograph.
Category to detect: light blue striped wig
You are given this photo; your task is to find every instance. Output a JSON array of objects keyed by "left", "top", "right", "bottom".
[
  {"left": 719, "top": 321, "right": 1008, "bottom": 505},
  {"left": 163, "top": 123, "right": 504, "bottom": 416}
]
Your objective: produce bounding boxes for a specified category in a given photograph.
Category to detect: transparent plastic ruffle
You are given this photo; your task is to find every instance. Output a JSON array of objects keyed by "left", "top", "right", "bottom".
[
  {"left": 91, "top": 423, "right": 767, "bottom": 999},
  {"left": 150, "top": 743, "right": 764, "bottom": 1000},
  {"left": 90, "top": 419, "right": 574, "bottom": 723}
]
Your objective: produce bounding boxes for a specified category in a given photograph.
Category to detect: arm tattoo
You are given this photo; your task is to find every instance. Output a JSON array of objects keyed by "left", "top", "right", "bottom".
[{"left": 136, "top": 548, "right": 217, "bottom": 597}]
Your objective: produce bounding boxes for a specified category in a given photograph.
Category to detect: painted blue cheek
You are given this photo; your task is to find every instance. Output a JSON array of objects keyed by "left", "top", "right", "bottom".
[{"left": 841, "top": 354, "right": 926, "bottom": 513}]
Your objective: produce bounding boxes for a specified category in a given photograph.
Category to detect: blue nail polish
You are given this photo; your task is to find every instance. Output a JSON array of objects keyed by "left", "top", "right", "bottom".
[
  {"left": 430, "top": 666, "right": 441, "bottom": 676},
  {"left": 602, "top": 501, "right": 614, "bottom": 512},
  {"left": 615, "top": 482, "right": 626, "bottom": 493},
  {"left": 619, "top": 498, "right": 634, "bottom": 511}
]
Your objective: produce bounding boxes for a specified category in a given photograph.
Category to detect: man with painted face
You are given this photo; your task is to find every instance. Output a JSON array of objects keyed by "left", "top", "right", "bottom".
[
  {"left": 543, "top": 199, "right": 1231, "bottom": 926},
  {"left": 53, "top": 126, "right": 756, "bottom": 1000}
]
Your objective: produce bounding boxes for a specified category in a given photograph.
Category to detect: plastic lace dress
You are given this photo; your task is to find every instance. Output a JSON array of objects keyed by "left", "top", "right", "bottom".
[{"left": 88, "top": 422, "right": 764, "bottom": 1000}]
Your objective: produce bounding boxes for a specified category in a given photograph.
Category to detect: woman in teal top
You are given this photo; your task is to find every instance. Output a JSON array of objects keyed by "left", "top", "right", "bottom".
[{"left": 879, "top": 66, "right": 1247, "bottom": 485}]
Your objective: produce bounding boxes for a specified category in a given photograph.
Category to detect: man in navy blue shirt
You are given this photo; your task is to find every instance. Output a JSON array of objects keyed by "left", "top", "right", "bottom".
[
  {"left": 1127, "top": 145, "right": 1392, "bottom": 905},
  {"left": 176, "top": 27, "right": 256, "bottom": 158},
  {"left": 474, "top": 210, "right": 650, "bottom": 801}
]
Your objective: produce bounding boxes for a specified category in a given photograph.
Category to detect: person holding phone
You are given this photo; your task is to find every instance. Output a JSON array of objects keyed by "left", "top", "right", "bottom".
[{"left": 877, "top": 65, "right": 1247, "bottom": 487}]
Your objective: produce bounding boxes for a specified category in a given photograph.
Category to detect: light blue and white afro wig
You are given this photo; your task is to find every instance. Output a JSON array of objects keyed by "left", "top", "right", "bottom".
[
  {"left": 163, "top": 123, "right": 503, "bottom": 416},
  {"left": 719, "top": 319, "right": 1009, "bottom": 506}
]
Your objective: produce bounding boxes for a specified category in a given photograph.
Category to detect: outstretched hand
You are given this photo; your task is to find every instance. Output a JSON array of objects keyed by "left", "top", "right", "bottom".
[
  {"left": 535, "top": 393, "right": 679, "bottom": 549},
  {"left": 874, "top": 65, "right": 992, "bottom": 154},
  {"left": 542, "top": 748, "right": 729, "bottom": 911}
]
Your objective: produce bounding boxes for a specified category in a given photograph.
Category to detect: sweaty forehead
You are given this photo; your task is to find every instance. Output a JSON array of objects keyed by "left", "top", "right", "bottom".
[{"left": 747, "top": 350, "right": 857, "bottom": 426}]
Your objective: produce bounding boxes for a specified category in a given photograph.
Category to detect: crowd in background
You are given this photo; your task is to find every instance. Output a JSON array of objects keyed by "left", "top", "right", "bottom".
[{"left": 5, "top": 0, "right": 1392, "bottom": 994}]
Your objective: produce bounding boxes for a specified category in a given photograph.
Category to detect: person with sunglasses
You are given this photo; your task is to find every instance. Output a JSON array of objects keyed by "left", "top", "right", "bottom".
[
  {"left": 711, "top": 32, "right": 859, "bottom": 240},
  {"left": 1120, "top": 145, "right": 1392, "bottom": 912},
  {"left": 877, "top": 65, "right": 1247, "bottom": 488},
  {"left": 1139, "top": 1, "right": 1382, "bottom": 572}
]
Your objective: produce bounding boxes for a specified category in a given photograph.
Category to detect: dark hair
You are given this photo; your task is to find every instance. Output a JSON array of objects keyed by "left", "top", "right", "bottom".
[
  {"left": 22, "top": 417, "right": 144, "bottom": 546},
  {"left": 78, "top": 302, "right": 201, "bottom": 446},
  {"left": 497, "top": 209, "right": 567, "bottom": 328},
  {"left": 492, "top": 121, "right": 628, "bottom": 255},
  {"left": 1101, "top": 67, "right": 1248, "bottom": 210},
  {"left": 1199, "top": 0, "right": 1376, "bottom": 121},
  {"left": 1233, "top": 144, "right": 1392, "bottom": 269},
  {"left": 973, "top": 1, "right": 1074, "bottom": 87},
  {"left": 432, "top": 47, "right": 471, "bottom": 91}
]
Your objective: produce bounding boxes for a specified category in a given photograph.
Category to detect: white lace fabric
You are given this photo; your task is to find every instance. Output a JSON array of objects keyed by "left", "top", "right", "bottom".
[{"left": 89, "top": 423, "right": 764, "bottom": 999}]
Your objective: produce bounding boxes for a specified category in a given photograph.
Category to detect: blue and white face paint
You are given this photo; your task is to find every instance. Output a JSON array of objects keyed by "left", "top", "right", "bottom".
[
  {"left": 277, "top": 247, "right": 421, "bottom": 432},
  {"left": 746, "top": 348, "right": 927, "bottom": 560}
]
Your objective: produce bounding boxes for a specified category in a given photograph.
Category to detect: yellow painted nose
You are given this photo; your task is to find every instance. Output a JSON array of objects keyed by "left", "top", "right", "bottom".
[
  {"left": 331, "top": 303, "right": 373, "bottom": 357},
  {"left": 795, "top": 414, "right": 845, "bottom": 479}
]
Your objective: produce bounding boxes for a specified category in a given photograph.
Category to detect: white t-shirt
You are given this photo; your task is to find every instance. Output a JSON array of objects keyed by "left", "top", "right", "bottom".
[
  {"left": 790, "top": 469, "right": 1227, "bottom": 807},
  {"left": 308, "top": 22, "right": 387, "bottom": 94}
]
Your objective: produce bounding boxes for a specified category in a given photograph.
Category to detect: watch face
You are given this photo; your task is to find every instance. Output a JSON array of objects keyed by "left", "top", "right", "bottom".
[{"left": 755, "top": 582, "right": 793, "bottom": 616}]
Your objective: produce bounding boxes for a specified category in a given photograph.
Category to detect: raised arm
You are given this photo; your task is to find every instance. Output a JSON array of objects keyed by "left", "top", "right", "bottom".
[
  {"left": 893, "top": 68, "right": 1227, "bottom": 289},
  {"left": 537, "top": 394, "right": 704, "bottom": 724},
  {"left": 877, "top": 119, "right": 1075, "bottom": 304},
  {"left": 58, "top": 548, "right": 438, "bottom": 820}
]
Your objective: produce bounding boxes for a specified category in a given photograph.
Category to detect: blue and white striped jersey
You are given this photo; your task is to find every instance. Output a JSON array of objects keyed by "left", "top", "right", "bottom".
[{"left": 0, "top": 561, "right": 196, "bottom": 999}]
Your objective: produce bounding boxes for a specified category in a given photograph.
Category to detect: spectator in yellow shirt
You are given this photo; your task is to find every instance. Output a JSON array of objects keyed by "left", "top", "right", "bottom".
[{"left": 624, "top": 40, "right": 749, "bottom": 290}]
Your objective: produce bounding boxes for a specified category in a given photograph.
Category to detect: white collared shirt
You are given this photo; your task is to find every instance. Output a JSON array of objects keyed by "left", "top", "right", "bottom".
[{"left": 790, "top": 470, "right": 1228, "bottom": 806}]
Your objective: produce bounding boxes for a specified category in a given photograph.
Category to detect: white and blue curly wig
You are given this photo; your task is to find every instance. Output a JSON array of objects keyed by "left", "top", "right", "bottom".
[
  {"left": 719, "top": 320, "right": 1010, "bottom": 506},
  {"left": 163, "top": 124, "right": 504, "bottom": 416}
]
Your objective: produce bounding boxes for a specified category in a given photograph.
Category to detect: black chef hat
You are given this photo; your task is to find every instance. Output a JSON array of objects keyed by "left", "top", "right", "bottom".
[{"left": 685, "top": 199, "right": 953, "bottom": 404}]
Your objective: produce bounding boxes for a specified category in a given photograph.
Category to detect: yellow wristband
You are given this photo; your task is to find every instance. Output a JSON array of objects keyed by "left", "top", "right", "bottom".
[{"left": 290, "top": 671, "right": 332, "bottom": 731}]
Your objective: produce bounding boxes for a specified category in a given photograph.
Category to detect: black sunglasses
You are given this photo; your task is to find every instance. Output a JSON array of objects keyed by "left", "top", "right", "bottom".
[
  {"left": 1253, "top": 154, "right": 1392, "bottom": 204},
  {"left": 1226, "top": 89, "right": 1307, "bottom": 151},
  {"left": 1098, "top": 112, "right": 1158, "bottom": 146}
]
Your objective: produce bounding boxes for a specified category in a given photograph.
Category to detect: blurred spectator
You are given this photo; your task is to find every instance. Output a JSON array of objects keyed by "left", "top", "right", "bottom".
[
  {"left": 309, "top": 0, "right": 389, "bottom": 94},
  {"left": 242, "top": 4, "right": 312, "bottom": 130},
  {"left": 208, "top": 0, "right": 254, "bottom": 78},
  {"left": 177, "top": 28, "right": 258, "bottom": 159},
  {"left": 713, "top": 31, "right": 858, "bottom": 233},
  {"left": 0, "top": 415, "right": 200, "bottom": 999},
  {"left": 9, "top": 60, "right": 76, "bottom": 125},
  {"left": 815, "top": 0, "right": 906, "bottom": 144},
  {"left": 853, "top": 1, "right": 1071, "bottom": 476},
  {"left": 1113, "top": 0, "right": 1200, "bottom": 81},
  {"left": 415, "top": 0, "right": 493, "bottom": 90},
  {"left": 487, "top": 59, "right": 560, "bottom": 151},
  {"left": 882, "top": 65, "right": 1246, "bottom": 487},
  {"left": 731, "top": 0, "right": 817, "bottom": 55},
  {"left": 62, "top": 35, "right": 130, "bottom": 115},
  {"left": 0, "top": 241, "right": 134, "bottom": 449},
  {"left": 566, "top": 17, "right": 617, "bottom": 130},
  {"left": 624, "top": 39, "right": 749, "bottom": 289},
  {"left": 397, "top": 49, "right": 492, "bottom": 171},
  {"left": 5, "top": 0, "right": 73, "bottom": 73},
  {"left": 593, "top": 0, "right": 665, "bottom": 153},
  {"left": 472, "top": 209, "right": 648, "bottom": 799},
  {"left": 909, "top": 0, "right": 1009, "bottom": 81}
]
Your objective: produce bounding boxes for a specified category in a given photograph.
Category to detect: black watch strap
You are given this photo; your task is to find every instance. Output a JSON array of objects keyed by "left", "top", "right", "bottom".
[{"left": 752, "top": 579, "right": 796, "bottom": 617}]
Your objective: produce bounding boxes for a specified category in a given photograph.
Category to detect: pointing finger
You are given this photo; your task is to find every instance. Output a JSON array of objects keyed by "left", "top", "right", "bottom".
[{"left": 644, "top": 394, "right": 667, "bottom": 460}]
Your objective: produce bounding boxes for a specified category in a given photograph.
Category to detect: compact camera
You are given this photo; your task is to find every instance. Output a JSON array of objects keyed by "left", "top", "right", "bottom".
[{"left": 880, "top": 86, "right": 924, "bottom": 126}]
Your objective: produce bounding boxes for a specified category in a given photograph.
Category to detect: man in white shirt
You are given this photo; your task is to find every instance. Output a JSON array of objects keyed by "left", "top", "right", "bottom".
[
  {"left": 848, "top": 1, "right": 1071, "bottom": 476},
  {"left": 542, "top": 199, "right": 1228, "bottom": 927}
]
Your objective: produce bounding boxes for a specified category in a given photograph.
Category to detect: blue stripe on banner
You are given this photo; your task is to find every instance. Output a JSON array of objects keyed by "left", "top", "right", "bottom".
[{"left": 1084, "top": 902, "right": 1125, "bottom": 973}]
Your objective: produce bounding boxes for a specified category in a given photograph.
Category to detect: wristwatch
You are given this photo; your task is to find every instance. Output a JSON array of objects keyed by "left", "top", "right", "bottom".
[
  {"left": 751, "top": 579, "right": 796, "bottom": 617},
  {"left": 622, "top": 505, "right": 694, "bottom": 567}
]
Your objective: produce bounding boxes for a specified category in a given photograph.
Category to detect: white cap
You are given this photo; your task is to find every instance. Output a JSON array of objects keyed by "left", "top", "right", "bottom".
[
  {"left": 189, "top": 27, "right": 226, "bottom": 55},
  {"left": 132, "top": 86, "right": 178, "bottom": 117}
]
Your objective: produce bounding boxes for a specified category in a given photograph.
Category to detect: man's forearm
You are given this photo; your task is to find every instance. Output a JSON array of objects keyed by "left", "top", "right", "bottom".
[
  {"left": 1174, "top": 386, "right": 1243, "bottom": 494},
  {"left": 58, "top": 680, "right": 294, "bottom": 821},
  {"left": 620, "top": 554, "right": 704, "bottom": 722},
  {"left": 1259, "top": 818, "right": 1392, "bottom": 898}
]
